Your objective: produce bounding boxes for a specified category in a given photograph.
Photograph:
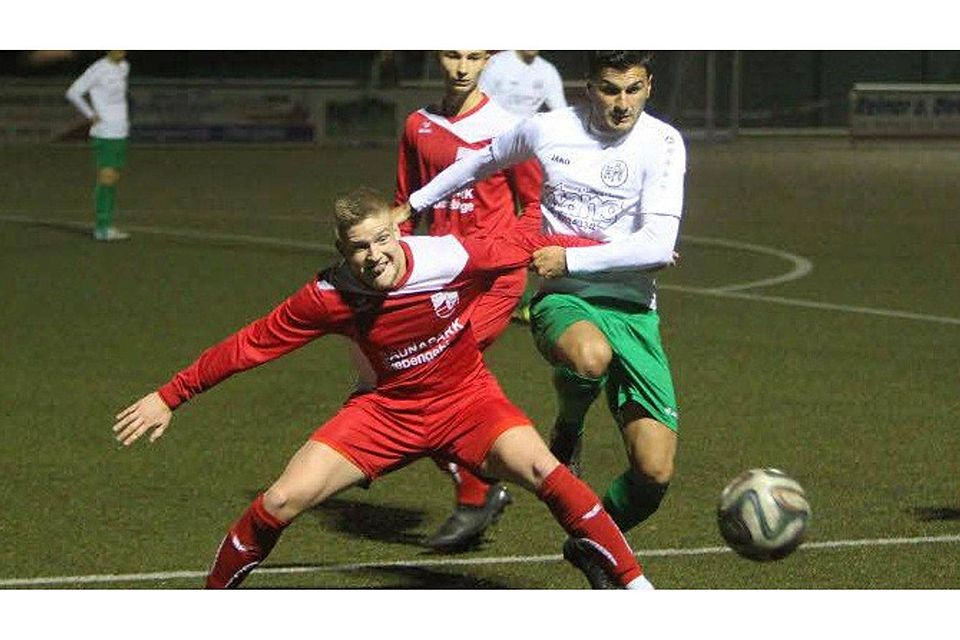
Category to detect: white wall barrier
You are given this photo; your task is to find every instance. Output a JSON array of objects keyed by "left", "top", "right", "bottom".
[
  {"left": 0, "top": 79, "right": 445, "bottom": 144},
  {"left": 850, "top": 83, "right": 960, "bottom": 138}
]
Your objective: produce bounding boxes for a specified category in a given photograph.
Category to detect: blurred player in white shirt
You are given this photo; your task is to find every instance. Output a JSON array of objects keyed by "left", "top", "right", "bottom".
[
  {"left": 479, "top": 50, "right": 567, "bottom": 118},
  {"left": 65, "top": 50, "right": 131, "bottom": 241}
]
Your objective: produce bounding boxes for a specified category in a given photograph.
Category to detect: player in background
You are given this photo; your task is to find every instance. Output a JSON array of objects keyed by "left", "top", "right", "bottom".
[
  {"left": 394, "top": 51, "right": 685, "bottom": 584},
  {"left": 388, "top": 49, "right": 544, "bottom": 551},
  {"left": 479, "top": 50, "right": 567, "bottom": 324},
  {"left": 479, "top": 50, "right": 568, "bottom": 118},
  {"left": 65, "top": 50, "right": 131, "bottom": 242},
  {"left": 111, "top": 188, "right": 654, "bottom": 590}
]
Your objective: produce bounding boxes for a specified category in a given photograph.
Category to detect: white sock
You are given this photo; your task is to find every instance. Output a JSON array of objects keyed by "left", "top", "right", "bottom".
[{"left": 625, "top": 574, "right": 655, "bottom": 590}]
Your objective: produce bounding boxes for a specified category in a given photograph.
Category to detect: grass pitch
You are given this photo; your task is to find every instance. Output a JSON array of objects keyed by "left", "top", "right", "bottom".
[{"left": 1, "top": 138, "right": 958, "bottom": 591}]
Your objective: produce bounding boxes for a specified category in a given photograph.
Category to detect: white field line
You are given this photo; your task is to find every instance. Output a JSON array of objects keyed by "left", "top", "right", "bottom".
[
  {"left": 661, "top": 285, "right": 960, "bottom": 326},
  {"left": 3, "top": 214, "right": 957, "bottom": 326},
  {"left": 681, "top": 234, "right": 814, "bottom": 292},
  {"left": 2, "top": 533, "right": 959, "bottom": 588},
  {"left": 0, "top": 214, "right": 334, "bottom": 252},
  {"left": 3, "top": 217, "right": 958, "bottom": 587}
]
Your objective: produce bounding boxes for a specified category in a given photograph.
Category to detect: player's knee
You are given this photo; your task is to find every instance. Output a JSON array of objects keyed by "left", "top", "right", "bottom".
[
  {"left": 569, "top": 340, "right": 612, "bottom": 379},
  {"left": 263, "top": 486, "right": 310, "bottom": 520},
  {"left": 530, "top": 454, "right": 560, "bottom": 487},
  {"left": 98, "top": 168, "right": 120, "bottom": 186},
  {"left": 632, "top": 455, "right": 674, "bottom": 485}
]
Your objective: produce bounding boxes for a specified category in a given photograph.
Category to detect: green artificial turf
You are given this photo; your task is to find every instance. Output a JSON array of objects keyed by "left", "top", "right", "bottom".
[{"left": 1, "top": 139, "right": 957, "bottom": 590}]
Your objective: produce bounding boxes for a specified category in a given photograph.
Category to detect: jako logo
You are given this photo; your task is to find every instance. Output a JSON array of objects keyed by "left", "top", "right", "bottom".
[
  {"left": 551, "top": 154, "right": 571, "bottom": 165},
  {"left": 430, "top": 290, "right": 460, "bottom": 318}
]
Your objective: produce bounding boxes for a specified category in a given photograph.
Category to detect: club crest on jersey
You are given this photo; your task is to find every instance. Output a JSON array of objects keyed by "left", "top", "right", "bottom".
[
  {"left": 601, "top": 160, "right": 629, "bottom": 187},
  {"left": 430, "top": 290, "right": 460, "bottom": 318},
  {"left": 418, "top": 120, "right": 433, "bottom": 134}
]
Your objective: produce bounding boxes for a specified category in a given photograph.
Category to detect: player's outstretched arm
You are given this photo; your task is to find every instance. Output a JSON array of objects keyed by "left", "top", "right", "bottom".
[
  {"left": 532, "top": 245, "right": 680, "bottom": 279},
  {"left": 408, "top": 118, "right": 537, "bottom": 214},
  {"left": 462, "top": 231, "right": 598, "bottom": 275},
  {"left": 113, "top": 392, "right": 173, "bottom": 447},
  {"left": 559, "top": 214, "right": 681, "bottom": 276}
]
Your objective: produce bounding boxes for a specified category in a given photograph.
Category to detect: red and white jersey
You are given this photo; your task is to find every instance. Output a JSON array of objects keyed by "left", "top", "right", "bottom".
[
  {"left": 395, "top": 94, "right": 543, "bottom": 239},
  {"left": 157, "top": 233, "right": 596, "bottom": 409}
]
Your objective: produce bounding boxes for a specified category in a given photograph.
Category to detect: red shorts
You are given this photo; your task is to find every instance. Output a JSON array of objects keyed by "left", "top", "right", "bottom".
[
  {"left": 472, "top": 267, "right": 526, "bottom": 351},
  {"left": 310, "top": 371, "right": 532, "bottom": 481}
]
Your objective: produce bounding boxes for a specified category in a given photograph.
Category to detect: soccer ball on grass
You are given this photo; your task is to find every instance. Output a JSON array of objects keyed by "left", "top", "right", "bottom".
[{"left": 716, "top": 468, "right": 810, "bottom": 561}]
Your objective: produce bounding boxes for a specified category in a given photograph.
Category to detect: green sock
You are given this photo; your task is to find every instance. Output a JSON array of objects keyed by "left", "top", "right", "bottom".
[
  {"left": 602, "top": 472, "right": 670, "bottom": 532},
  {"left": 552, "top": 366, "right": 604, "bottom": 437},
  {"left": 94, "top": 183, "right": 116, "bottom": 230}
]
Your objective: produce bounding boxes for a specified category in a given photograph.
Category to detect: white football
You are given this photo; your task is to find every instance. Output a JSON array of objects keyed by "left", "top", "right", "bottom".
[{"left": 717, "top": 468, "right": 811, "bottom": 561}]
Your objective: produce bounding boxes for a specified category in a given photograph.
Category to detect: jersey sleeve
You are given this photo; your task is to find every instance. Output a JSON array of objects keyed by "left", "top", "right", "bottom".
[
  {"left": 462, "top": 231, "right": 599, "bottom": 274},
  {"left": 157, "top": 281, "right": 337, "bottom": 409},
  {"left": 394, "top": 116, "right": 423, "bottom": 235},
  {"left": 65, "top": 63, "right": 98, "bottom": 119},
  {"left": 638, "top": 129, "right": 686, "bottom": 218},
  {"left": 505, "top": 157, "right": 543, "bottom": 236},
  {"left": 564, "top": 214, "right": 680, "bottom": 274}
]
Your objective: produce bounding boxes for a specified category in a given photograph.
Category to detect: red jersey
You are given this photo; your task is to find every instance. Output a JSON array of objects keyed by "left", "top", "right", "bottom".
[
  {"left": 157, "top": 233, "right": 595, "bottom": 409},
  {"left": 394, "top": 94, "right": 542, "bottom": 239}
]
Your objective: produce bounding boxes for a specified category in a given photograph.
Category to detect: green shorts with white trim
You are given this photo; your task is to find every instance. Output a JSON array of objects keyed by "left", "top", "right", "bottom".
[{"left": 530, "top": 293, "right": 679, "bottom": 432}]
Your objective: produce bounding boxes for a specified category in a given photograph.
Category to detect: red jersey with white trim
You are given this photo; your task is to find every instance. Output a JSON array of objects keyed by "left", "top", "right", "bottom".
[
  {"left": 395, "top": 94, "right": 543, "bottom": 239},
  {"left": 157, "top": 232, "right": 596, "bottom": 409}
]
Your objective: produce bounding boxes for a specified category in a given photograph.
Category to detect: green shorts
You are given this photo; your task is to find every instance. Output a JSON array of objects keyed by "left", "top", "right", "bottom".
[
  {"left": 92, "top": 137, "right": 127, "bottom": 169},
  {"left": 530, "top": 293, "right": 679, "bottom": 431}
]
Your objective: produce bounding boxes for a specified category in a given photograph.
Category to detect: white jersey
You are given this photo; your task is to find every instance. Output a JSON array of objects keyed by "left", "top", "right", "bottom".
[
  {"left": 409, "top": 106, "right": 686, "bottom": 308},
  {"left": 65, "top": 57, "right": 130, "bottom": 139},
  {"left": 479, "top": 52, "right": 567, "bottom": 118}
]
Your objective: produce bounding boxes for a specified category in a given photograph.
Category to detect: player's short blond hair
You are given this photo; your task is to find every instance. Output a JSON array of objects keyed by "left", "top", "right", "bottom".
[{"left": 333, "top": 187, "right": 390, "bottom": 240}]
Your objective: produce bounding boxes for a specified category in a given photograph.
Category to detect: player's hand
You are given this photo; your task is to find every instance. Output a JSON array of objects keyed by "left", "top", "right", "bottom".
[
  {"left": 532, "top": 246, "right": 568, "bottom": 279},
  {"left": 112, "top": 392, "right": 173, "bottom": 447},
  {"left": 391, "top": 203, "right": 412, "bottom": 225}
]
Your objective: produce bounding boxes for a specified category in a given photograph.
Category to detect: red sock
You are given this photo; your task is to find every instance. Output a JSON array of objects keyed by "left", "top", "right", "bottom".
[
  {"left": 440, "top": 460, "right": 491, "bottom": 507},
  {"left": 538, "top": 465, "right": 643, "bottom": 587},
  {"left": 206, "top": 494, "right": 289, "bottom": 589}
]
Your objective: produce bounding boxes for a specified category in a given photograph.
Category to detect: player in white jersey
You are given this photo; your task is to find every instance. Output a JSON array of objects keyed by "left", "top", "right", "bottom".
[
  {"left": 479, "top": 50, "right": 568, "bottom": 118},
  {"left": 396, "top": 52, "right": 685, "bottom": 567},
  {"left": 66, "top": 50, "right": 131, "bottom": 241}
]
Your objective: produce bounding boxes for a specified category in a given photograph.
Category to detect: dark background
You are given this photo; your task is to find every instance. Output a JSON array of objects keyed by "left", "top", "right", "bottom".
[{"left": 4, "top": 50, "right": 960, "bottom": 127}]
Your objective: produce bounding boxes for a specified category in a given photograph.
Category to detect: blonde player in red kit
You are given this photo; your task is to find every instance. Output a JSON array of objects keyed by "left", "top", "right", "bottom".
[
  {"left": 112, "top": 188, "right": 654, "bottom": 590},
  {"left": 390, "top": 50, "right": 544, "bottom": 550}
]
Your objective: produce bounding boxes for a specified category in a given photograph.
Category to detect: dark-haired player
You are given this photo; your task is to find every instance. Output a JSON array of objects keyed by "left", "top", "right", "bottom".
[{"left": 395, "top": 51, "right": 685, "bottom": 583}]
